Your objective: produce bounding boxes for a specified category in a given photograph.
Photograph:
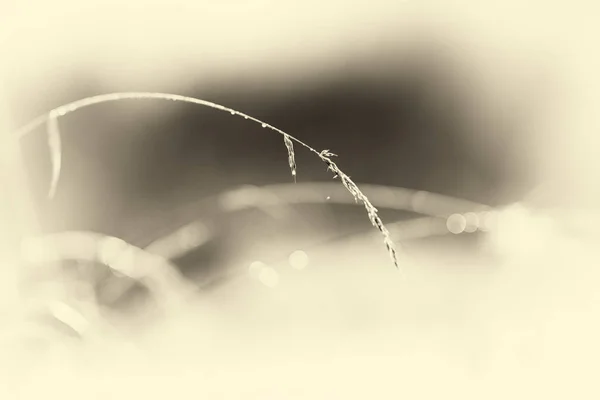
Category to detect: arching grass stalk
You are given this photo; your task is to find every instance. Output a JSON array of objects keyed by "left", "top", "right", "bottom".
[{"left": 14, "top": 92, "right": 399, "bottom": 269}]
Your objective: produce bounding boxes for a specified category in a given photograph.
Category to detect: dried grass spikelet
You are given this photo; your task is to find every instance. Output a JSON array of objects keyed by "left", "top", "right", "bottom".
[
  {"left": 15, "top": 92, "right": 399, "bottom": 269},
  {"left": 283, "top": 134, "right": 297, "bottom": 182},
  {"left": 318, "top": 149, "right": 398, "bottom": 267}
]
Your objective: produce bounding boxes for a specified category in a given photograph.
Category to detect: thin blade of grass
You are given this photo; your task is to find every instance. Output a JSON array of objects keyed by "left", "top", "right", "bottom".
[
  {"left": 46, "top": 112, "right": 62, "bottom": 199},
  {"left": 15, "top": 92, "right": 400, "bottom": 269}
]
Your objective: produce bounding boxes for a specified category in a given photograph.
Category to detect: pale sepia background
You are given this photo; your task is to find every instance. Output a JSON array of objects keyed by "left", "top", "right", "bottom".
[{"left": 1, "top": 1, "right": 600, "bottom": 399}]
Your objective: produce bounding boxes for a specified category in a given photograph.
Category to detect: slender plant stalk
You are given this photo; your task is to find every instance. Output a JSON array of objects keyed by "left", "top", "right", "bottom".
[
  {"left": 46, "top": 111, "right": 62, "bottom": 199},
  {"left": 14, "top": 92, "right": 399, "bottom": 268}
]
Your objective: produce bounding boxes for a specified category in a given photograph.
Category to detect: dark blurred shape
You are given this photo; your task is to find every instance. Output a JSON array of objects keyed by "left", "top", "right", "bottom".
[{"left": 14, "top": 41, "right": 533, "bottom": 287}]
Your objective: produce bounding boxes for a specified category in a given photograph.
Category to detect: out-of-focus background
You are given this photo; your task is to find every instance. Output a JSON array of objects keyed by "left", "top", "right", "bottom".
[{"left": 1, "top": 1, "right": 600, "bottom": 399}]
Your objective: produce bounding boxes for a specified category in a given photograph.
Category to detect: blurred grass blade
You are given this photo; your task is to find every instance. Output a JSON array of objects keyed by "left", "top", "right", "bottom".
[{"left": 46, "top": 112, "right": 62, "bottom": 199}]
